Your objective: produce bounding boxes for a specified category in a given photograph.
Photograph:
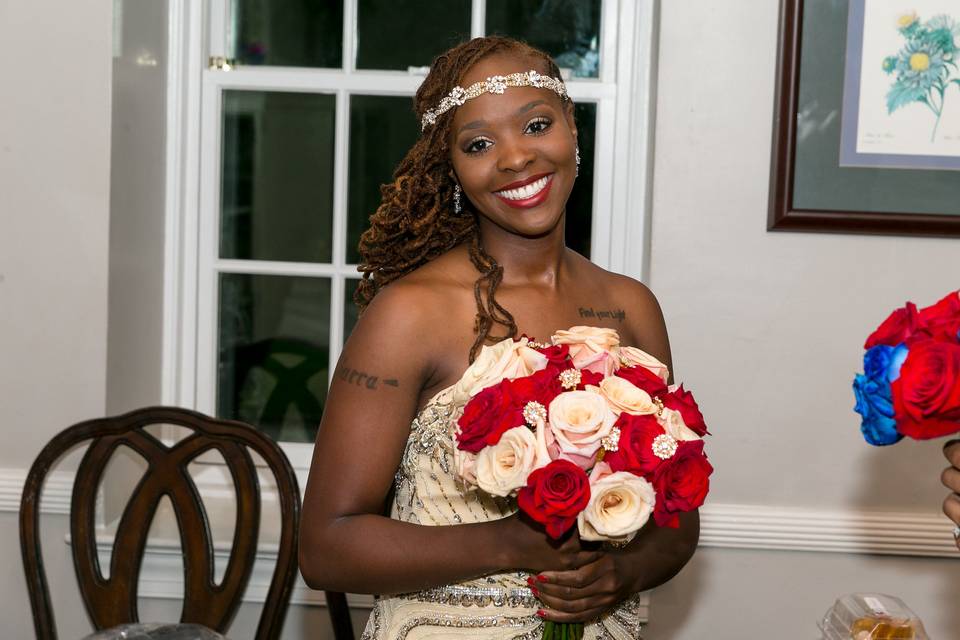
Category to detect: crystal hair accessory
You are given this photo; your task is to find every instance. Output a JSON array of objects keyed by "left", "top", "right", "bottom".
[{"left": 420, "top": 69, "right": 568, "bottom": 131}]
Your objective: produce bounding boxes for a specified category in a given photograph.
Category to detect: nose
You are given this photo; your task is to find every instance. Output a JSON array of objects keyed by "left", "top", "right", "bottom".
[{"left": 495, "top": 133, "right": 536, "bottom": 173}]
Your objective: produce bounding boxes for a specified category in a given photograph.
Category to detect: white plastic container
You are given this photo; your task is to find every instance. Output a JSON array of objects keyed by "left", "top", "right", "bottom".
[{"left": 819, "top": 593, "right": 928, "bottom": 639}]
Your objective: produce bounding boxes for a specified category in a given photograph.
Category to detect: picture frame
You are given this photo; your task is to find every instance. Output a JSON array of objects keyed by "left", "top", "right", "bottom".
[{"left": 768, "top": 0, "right": 960, "bottom": 236}]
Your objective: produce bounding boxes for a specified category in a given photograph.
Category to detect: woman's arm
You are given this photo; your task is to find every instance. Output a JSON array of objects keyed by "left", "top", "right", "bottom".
[
  {"left": 943, "top": 439, "right": 960, "bottom": 551},
  {"left": 299, "top": 282, "right": 600, "bottom": 595},
  {"left": 534, "top": 279, "right": 702, "bottom": 622}
]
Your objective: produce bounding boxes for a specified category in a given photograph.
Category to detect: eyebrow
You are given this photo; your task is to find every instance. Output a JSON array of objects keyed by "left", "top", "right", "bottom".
[{"left": 457, "top": 99, "right": 550, "bottom": 134}]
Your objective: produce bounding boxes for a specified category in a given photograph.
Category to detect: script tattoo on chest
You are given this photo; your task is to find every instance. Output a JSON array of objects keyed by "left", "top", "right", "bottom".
[
  {"left": 334, "top": 362, "right": 399, "bottom": 391},
  {"left": 578, "top": 306, "right": 626, "bottom": 322}
]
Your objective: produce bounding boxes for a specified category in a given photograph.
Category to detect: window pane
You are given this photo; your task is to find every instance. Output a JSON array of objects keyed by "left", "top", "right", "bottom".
[
  {"left": 346, "top": 95, "right": 419, "bottom": 264},
  {"left": 221, "top": 91, "right": 335, "bottom": 263},
  {"left": 344, "top": 278, "right": 361, "bottom": 344},
  {"left": 217, "top": 273, "right": 331, "bottom": 443},
  {"left": 566, "top": 102, "right": 596, "bottom": 258},
  {"left": 356, "top": 0, "right": 470, "bottom": 71},
  {"left": 486, "top": 0, "right": 602, "bottom": 78},
  {"left": 233, "top": 0, "right": 343, "bottom": 68}
]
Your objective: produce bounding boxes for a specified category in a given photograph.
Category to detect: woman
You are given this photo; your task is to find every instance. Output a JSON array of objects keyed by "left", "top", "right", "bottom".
[{"left": 300, "top": 37, "right": 699, "bottom": 638}]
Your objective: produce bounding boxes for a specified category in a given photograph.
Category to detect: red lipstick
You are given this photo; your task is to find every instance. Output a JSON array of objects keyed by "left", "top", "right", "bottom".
[{"left": 493, "top": 173, "right": 554, "bottom": 209}]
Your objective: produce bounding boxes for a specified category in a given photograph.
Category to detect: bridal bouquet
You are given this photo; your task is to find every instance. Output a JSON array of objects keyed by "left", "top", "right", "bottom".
[
  {"left": 853, "top": 291, "right": 960, "bottom": 445},
  {"left": 453, "top": 326, "right": 712, "bottom": 543}
]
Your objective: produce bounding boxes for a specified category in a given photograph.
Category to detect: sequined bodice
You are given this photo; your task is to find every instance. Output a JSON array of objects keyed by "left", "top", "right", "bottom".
[
  {"left": 393, "top": 385, "right": 515, "bottom": 527},
  {"left": 361, "top": 362, "right": 645, "bottom": 639}
]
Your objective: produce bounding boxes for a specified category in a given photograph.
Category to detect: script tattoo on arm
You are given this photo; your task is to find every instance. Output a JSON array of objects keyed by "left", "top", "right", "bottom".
[
  {"left": 334, "top": 362, "right": 400, "bottom": 391},
  {"left": 577, "top": 306, "right": 627, "bottom": 322}
]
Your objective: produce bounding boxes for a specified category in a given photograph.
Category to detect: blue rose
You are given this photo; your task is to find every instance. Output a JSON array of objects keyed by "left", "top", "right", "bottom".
[
  {"left": 853, "top": 374, "right": 901, "bottom": 446},
  {"left": 853, "top": 344, "right": 908, "bottom": 446}
]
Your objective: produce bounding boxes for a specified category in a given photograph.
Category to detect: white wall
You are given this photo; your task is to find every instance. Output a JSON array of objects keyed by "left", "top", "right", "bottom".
[
  {"left": 0, "top": 0, "right": 112, "bottom": 635},
  {"left": 0, "top": 1, "right": 112, "bottom": 466},
  {"left": 647, "top": 1, "right": 960, "bottom": 637}
]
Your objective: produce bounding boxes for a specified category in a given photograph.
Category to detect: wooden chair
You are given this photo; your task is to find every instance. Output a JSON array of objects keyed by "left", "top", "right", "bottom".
[{"left": 19, "top": 406, "right": 305, "bottom": 640}]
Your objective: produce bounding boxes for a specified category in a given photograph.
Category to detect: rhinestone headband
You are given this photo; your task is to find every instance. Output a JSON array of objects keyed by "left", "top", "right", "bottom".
[{"left": 420, "top": 69, "right": 568, "bottom": 131}]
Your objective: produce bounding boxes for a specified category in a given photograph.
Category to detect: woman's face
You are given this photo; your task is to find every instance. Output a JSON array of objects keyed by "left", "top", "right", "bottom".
[{"left": 448, "top": 53, "right": 578, "bottom": 239}]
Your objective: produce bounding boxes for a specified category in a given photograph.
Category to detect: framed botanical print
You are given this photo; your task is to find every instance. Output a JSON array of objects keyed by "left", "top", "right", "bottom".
[{"left": 769, "top": 0, "right": 960, "bottom": 236}]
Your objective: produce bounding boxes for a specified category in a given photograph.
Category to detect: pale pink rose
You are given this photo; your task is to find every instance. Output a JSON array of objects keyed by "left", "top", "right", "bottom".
[
  {"left": 475, "top": 426, "right": 539, "bottom": 497},
  {"left": 453, "top": 447, "right": 478, "bottom": 489},
  {"left": 547, "top": 390, "right": 617, "bottom": 469},
  {"left": 578, "top": 462, "right": 655, "bottom": 542},
  {"left": 452, "top": 337, "right": 548, "bottom": 404},
  {"left": 552, "top": 326, "right": 621, "bottom": 375},
  {"left": 597, "top": 376, "right": 658, "bottom": 416},
  {"left": 619, "top": 346, "right": 670, "bottom": 381},
  {"left": 658, "top": 407, "right": 701, "bottom": 442}
]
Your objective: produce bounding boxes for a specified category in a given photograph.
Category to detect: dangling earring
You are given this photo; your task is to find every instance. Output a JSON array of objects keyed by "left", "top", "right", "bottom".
[
  {"left": 575, "top": 145, "right": 581, "bottom": 178},
  {"left": 453, "top": 184, "right": 463, "bottom": 215}
]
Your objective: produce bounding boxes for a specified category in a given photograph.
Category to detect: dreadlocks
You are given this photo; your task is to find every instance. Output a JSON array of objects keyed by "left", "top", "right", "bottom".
[{"left": 355, "top": 36, "right": 566, "bottom": 363}]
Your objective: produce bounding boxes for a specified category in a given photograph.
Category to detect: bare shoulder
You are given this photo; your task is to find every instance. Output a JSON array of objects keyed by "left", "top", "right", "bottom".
[
  {"left": 569, "top": 253, "right": 673, "bottom": 374},
  {"left": 344, "top": 244, "right": 475, "bottom": 384}
]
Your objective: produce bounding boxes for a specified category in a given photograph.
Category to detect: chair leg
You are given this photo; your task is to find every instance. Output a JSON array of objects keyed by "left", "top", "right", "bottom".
[{"left": 325, "top": 591, "right": 356, "bottom": 640}]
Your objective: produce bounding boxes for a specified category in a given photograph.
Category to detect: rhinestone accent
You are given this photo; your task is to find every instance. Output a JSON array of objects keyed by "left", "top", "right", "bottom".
[
  {"left": 652, "top": 433, "right": 678, "bottom": 460},
  {"left": 523, "top": 401, "right": 546, "bottom": 427},
  {"left": 558, "top": 368, "right": 582, "bottom": 390},
  {"left": 421, "top": 70, "right": 569, "bottom": 130},
  {"left": 601, "top": 426, "right": 621, "bottom": 452},
  {"left": 653, "top": 396, "right": 665, "bottom": 417},
  {"left": 400, "top": 584, "right": 539, "bottom": 609}
]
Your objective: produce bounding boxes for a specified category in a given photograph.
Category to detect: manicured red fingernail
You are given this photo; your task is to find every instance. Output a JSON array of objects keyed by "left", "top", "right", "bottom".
[
  {"left": 536, "top": 574, "right": 548, "bottom": 583},
  {"left": 526, "top": 576, "right": 535, "bottom": 586},
  {"left": 530, "top": 586, "right": 540, "bottom": 597},
  {"left": 536, "top": 609, "right": 546, "bottom": 617}
]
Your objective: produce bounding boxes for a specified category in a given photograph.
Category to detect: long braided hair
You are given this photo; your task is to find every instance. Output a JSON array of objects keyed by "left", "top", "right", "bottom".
[{"left": 355, "top": 36, "right": 567, "bottom": 363}]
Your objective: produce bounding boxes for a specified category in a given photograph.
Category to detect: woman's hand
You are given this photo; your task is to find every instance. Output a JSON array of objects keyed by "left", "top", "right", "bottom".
[
  {"left": 498, "top": 513, "right": 603, "bottom": 575},
  {"left": 942, "top": 439, "right": 960, "bottom": 550},
  {"left": 531, "top": 551, "right": 633, "bottom": 624}
]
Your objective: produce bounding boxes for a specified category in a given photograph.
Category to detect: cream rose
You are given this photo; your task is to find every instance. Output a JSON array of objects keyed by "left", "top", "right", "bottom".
[
  {"left": 475, "top": 426, "right": 539, "bottom": 497},
  {"left": 552, "top": 326, "right": 620, "bottom": 375},
  {"left": 452, "top": 337, "right": 547, "bottom": 404},
  {"left": 619, "top": 346, "right": 670, "bottom": 382},
  {"left": 597, "top": 376, "right": 658, "bottom": 416},
  {"left": 453, "top": 447, "right": 478, "bottom": 489},
  {"left": 547, "top": 390, "right": 617, "bottom": 468},
  {"left": 578, "top": 463, "right": 655, "bottom": 542},
  {"left": 659, "top": 407, "right": 701, "bottom": 442}
]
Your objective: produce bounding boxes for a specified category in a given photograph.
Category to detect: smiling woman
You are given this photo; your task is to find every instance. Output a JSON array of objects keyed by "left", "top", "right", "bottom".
[{"left": 299, "top": 36, "right": 698, "bottom": 640}]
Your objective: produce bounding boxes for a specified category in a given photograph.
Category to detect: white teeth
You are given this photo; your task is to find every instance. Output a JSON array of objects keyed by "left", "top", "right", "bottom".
[{"left": 496, "top": 175, "right": 551, "bottom": 200}]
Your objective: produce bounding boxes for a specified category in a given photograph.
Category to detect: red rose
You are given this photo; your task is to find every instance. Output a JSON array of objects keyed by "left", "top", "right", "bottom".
[
  {"left": 891, "top": 340, "right": 960, "bottom": 439},
  {"left": 661, "top": 385, "right": 709, "bottom": 436},
  {"left": 577, "top": 369, "right": 605, "bottom": 389},
  {"left": 604, "top": 413, "right": 666, "bottom": 477},
  {"left": 653, "top": 440, "right": 713, "bottom": 528},
  {"left": 918, "top": 291, "right": 960, "bottom": 343},
  {"left": 517, "top": 459, "right": 591, "bottom": 539},
  {"left": 535, "top": 343, "right": 571, "bottom": 367},
  {"left": 511, "top": 364, "right": 565, "bottom": 409},
  {"left": 456, "top": 379, "right": 522, "bottom": 453},
  {"left": 616, "top": 364, "right": 668, "bottom": 397},
  {"left": 864, "top": 302, "right": 923, "bottom": 349}
]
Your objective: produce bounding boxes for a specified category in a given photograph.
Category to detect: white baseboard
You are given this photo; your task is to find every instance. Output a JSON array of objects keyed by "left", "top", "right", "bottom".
[
  {"left": 3, "top": 466, "right": 956, "bottom": 616},
  {"left": 699, "top": 503, "right": 957, "bottom": 558}
]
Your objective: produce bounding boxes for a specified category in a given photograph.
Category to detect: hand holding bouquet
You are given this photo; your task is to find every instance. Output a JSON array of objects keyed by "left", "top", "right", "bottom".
[{"left": 452, "top": 327, "right": 712, "bottom": 636}]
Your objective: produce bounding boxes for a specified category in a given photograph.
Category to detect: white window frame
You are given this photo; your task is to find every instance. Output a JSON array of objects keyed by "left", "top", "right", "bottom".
[{"left": 162, "top": 0, "right": 658, "bottom": 486}]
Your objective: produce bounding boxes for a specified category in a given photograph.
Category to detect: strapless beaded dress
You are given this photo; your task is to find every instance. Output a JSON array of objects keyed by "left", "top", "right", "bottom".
[{"left": 360, "top": 377, "right": 646, "bottom": 640}]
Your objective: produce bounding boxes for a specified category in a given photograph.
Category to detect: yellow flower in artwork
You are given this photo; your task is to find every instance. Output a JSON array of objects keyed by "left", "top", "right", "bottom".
[
  {"left": 909, "top": 52, "right": 931, "bottom": 71},
  {"left": 896, "top": 11, "right": 918, "bottom": 29}
]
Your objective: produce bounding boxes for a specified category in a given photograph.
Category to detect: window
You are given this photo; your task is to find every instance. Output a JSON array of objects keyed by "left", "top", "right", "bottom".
[{"left": 168, "top": 0, "right": 656, "bottom": 476}]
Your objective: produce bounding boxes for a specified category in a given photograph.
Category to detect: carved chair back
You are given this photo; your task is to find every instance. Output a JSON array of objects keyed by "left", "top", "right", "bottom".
[{"left": 20, "top": 406, "right": 301, "bottom": 640}]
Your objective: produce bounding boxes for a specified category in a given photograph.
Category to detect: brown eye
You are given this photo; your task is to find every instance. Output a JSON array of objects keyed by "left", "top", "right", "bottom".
[
  {"left": 465, "top": 137, "right": 493, "bottom": 154},
  {"left": 525, "top": 117, "right": 552, "bottom": 135}
]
